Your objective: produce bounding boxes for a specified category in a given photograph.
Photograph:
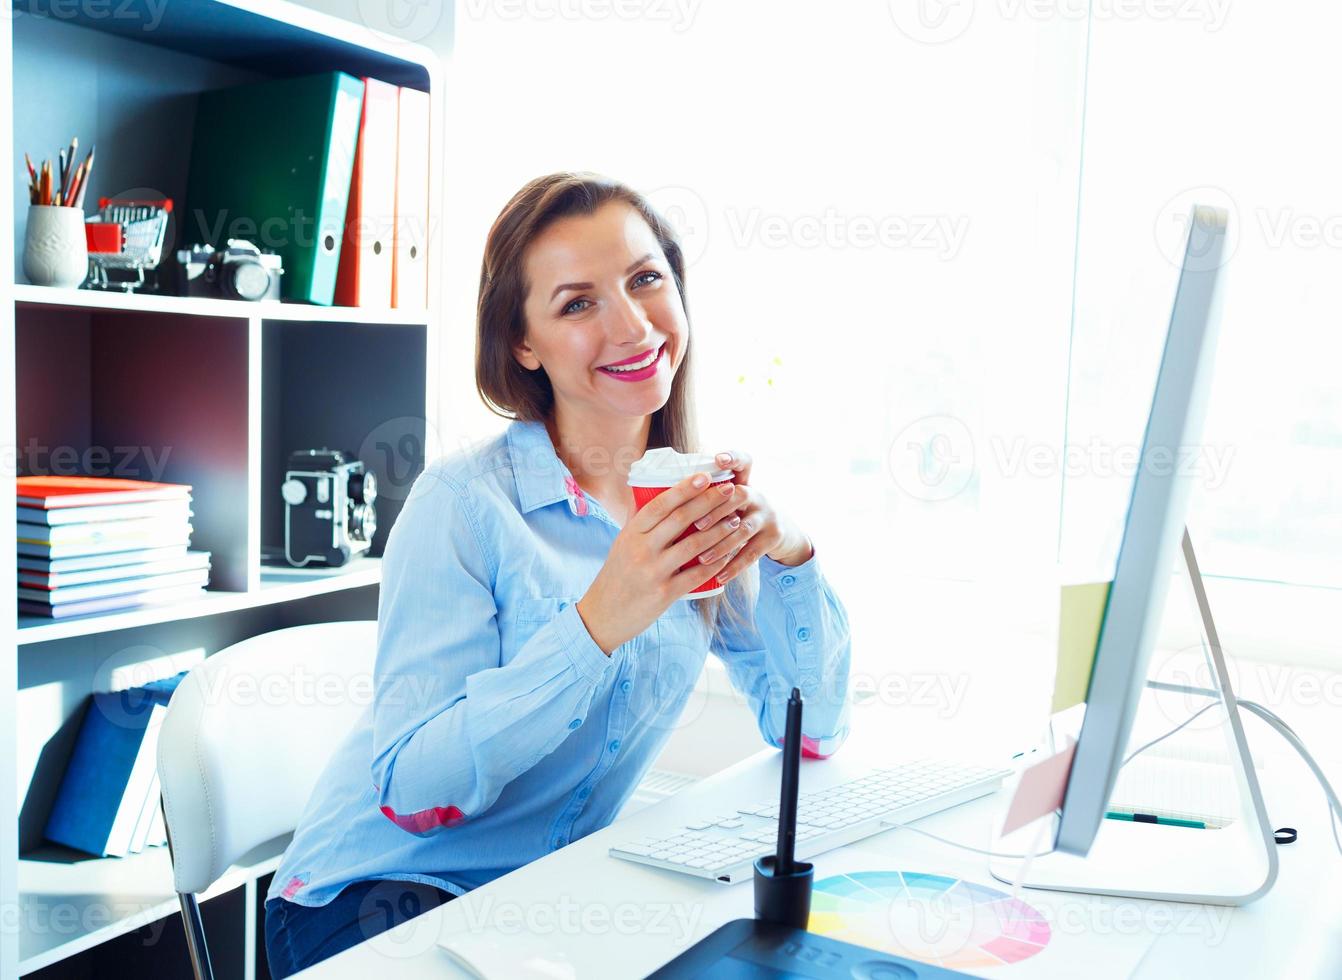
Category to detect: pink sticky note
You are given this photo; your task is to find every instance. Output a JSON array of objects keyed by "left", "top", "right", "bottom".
[{"left": 1002, "top": 740, "right": 1077, "bottom": 835}]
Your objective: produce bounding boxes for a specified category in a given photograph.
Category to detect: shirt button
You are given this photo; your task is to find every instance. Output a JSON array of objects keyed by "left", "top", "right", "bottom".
[
  {"left": 608, "top": 739, "right": 621, "bottom": 753},
  {"left": 620, "top": 679, "right": 633, "bottom": 693},
  {"left": 577, "top": 787, "right": 590, "bottom": 799},
  {"left": 797, "top": 627, "right": 810, "bottom": 641},
  {"left": 568, "top": 718, "right": 581, "bottom": 730},
  {"left": 553, "top": 837, "right": 566, "bottom": 848},
  {"left": 781, "top": 574, "right": 796, "bottom": 587}
]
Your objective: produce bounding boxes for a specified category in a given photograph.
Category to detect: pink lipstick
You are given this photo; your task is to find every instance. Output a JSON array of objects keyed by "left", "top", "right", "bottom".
[{"left": 597, "top": 343, "right": 666, "bottom": 382}]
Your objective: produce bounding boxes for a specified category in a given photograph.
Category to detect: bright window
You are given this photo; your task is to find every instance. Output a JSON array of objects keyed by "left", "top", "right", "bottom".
[
  {"left": 445, "top": 3, "right": 1086, "bottom": 594},
  {"left": 1064, "top": 3, "right": 1342, "bottom": 665}
]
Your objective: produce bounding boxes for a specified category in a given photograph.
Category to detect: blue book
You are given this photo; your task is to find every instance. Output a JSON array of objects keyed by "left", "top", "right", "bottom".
[
  {"left": 45, "top": 673, "right": 187, "bottom": 857},
  {"left": 138, "top": 673, "right": 187, "bottom": 703}
]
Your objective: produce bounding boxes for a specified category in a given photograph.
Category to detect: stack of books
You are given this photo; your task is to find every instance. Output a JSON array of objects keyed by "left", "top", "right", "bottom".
[
  {"left": 45, "top": 672, "right": 186, "bottom": 857},
  {"left": 17, "top": 476, "right": 211, "bottom": 619}
]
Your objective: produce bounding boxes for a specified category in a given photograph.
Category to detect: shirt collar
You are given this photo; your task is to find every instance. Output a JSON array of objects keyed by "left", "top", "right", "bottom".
[{"left": 506, "top": 418, "right": 590, "bottom": 517}]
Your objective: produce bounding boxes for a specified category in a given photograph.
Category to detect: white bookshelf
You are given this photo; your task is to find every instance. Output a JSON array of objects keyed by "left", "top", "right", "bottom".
[
  {"left": 5, "top": 2, "right": 445, "bottom": 977},
  {"left": 14, "top": 283, "right": 431, "bottom": 326}
]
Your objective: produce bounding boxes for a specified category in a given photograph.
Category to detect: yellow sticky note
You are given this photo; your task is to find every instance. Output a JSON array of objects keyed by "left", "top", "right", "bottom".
[{"left": 1052, "top": 582, "right": 1111, "bottom": 714}]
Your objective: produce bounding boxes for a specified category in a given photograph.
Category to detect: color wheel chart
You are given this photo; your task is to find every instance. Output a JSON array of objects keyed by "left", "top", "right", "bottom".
[{"left": 808, "top": 871, "right": 1052, "bottom": 971}]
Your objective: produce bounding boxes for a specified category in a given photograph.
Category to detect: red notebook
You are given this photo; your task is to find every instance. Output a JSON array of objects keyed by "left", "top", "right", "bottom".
[{"left": 16, "top": 476, "right": 192, "bottom": 510}]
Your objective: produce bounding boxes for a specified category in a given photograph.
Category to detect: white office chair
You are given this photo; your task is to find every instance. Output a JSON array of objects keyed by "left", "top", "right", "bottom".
[{"left": 157, "top": 620, "right": 378, "bottom": 980}]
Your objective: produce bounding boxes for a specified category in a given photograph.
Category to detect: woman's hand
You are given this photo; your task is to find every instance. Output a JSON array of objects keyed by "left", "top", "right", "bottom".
[
  {"left": 690, "top": 450, "right": 814, "bottom": 583},
  {"left": 575, "top": 473, "right": 747, "bottom": 655}
]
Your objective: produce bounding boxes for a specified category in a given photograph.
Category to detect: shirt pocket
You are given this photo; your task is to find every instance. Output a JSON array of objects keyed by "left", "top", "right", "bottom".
[{"left": 506, "top": 595, "right": 579, "bottom": 655}]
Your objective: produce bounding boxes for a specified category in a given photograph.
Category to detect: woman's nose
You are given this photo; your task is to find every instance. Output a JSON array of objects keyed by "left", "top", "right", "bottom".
[{"left": 608, "top": 294, "right": 653, "bottom": 344}]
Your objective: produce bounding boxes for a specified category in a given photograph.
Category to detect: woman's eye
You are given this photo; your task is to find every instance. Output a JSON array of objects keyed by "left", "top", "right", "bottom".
[
  {"left": 562, "top": 298, "right": 592, "bottom": 315},
  {"left": 631, "top": 270, "right": 662, "bottom": 288}
]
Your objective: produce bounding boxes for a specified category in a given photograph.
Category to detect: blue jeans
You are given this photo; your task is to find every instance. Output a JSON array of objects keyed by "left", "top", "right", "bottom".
[{"left": 264, "top": 878, "right": 455, "bottom": 979}]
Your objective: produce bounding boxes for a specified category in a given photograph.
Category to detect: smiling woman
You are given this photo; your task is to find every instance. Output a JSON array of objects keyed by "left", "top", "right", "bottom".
[
  {"left": 507, "top": 197, "right": 686, "bottom": 428},
  {"left": 260, "top": 173, "right": 852, "bottom": 978},
  {"left": 475, "top": 176, "right": 688, "bottom": 440}
]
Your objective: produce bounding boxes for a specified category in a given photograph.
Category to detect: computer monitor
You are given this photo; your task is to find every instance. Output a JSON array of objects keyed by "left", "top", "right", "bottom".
[
  {"left": 1052, "top": 204, "right": 1230, "bottom": 856},
  {"left": 993, "top": 204, "right": 1277, "bottom": 904}
]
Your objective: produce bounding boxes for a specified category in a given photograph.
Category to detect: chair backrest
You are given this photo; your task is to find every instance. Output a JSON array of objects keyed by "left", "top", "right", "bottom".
[{"left": 157, "top": 620, "right": 377, "bottom": 895}]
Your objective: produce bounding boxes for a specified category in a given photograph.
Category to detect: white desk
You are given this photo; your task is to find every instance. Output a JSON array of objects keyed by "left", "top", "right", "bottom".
[{"left": 295, "top": 729, "right": 1342, "bottom": 978}]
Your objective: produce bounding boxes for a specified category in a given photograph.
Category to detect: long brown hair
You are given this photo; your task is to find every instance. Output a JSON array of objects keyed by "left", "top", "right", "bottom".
[{"left": 475, "top": 172, "right": 755, "bottom": 646}]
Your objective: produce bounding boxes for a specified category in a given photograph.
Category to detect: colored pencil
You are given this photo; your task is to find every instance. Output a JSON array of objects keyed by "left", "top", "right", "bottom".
[
  {"left": 64, "top": 137, "right": 77, "bottom": 193},
  {"left": 23, "top": 140, "right": 94, "bottom": 208},
  {"left": 75, "top": 146, "right": 95, "bottom": 209},
  {"left": 66, "top": 160, "right": 84, "bottom": 210}
]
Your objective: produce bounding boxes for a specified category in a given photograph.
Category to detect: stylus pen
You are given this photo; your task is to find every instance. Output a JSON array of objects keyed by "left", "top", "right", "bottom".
[{"left": 775, "top": 687, "right": 803, "bottom": 876}]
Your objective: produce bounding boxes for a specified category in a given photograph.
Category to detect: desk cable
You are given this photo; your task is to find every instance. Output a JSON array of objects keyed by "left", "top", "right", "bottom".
[{"left": 1234, "top": 698, "right": 1342, "bottom": 857}]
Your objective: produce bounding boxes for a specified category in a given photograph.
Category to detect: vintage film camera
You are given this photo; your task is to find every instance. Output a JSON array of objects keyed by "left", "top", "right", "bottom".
[
  {"left": 280, "top": 449, "right": 377, "bottom": 567},
  {"left": 175, "top": 239, "right": 283, "bottom": 301}
]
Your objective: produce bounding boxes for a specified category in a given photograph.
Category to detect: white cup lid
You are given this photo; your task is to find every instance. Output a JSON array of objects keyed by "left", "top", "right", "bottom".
[{"left": 627, "top": 447, "right": 733, "bottom": 487}]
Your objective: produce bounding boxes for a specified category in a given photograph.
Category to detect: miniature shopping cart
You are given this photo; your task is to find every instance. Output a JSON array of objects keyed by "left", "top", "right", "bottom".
[{"left": 85, "top": 197, "right": 173, "bottom": 292}]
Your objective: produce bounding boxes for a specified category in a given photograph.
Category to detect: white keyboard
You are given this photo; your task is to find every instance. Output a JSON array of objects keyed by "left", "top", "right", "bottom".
[{"left": 609, "top": 759, "right": 1009, "bottom": 884}]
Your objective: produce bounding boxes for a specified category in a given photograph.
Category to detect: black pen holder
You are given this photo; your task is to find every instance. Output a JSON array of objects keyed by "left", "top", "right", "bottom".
[{"left": 753, "top": 855, "right": 814, "bottom": 930}]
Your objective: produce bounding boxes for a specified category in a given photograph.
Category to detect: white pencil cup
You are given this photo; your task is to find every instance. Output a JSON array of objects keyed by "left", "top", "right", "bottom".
[{"left": 24, "top": 205, "right": 89, "bottom": 288}]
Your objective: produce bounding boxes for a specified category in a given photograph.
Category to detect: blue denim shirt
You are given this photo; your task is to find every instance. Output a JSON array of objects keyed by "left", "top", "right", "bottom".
[{"left": 268, "top": 419, "right": 851, "bottom": 907}]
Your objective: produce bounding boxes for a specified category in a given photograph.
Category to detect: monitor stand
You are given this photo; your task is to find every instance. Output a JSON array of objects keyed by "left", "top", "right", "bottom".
[{"left": 988, "top": 530, "right": 1279, "bottom": 906}]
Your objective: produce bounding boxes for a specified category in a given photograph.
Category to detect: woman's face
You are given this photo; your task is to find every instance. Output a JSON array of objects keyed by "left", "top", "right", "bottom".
[{"left": 515, "top": 201, "right": 686, "bottom": 423}]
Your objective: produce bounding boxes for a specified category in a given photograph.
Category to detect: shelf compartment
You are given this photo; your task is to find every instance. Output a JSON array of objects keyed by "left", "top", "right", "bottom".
[
  {"left": 261, "top": 320, "right": 428, "bottom": 562},
  {"left": 18, "top": 837, "right": 287, "bottom": 975},
  {"left": 16, "top": 305, "right": 252, "bottom": 593},
  {"left": 12, "top": 10, "right": 264, "bottom": 287},
  {"left": 12, "top": 7, "right": 433, "bottom": 294}
]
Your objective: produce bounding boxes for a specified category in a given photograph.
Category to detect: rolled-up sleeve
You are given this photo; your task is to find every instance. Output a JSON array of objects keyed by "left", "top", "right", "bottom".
[
  {"left": 370, "top": 466, "right": 618, "bottom": 836},
  {"left": 710, "top": 548, "right": 852, "bottom": 758}
]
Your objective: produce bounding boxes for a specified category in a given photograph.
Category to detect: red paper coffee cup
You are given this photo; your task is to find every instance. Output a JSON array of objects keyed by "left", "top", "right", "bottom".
[{"left": 629, "top": 449, "right": 735, "bottom": 598}]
